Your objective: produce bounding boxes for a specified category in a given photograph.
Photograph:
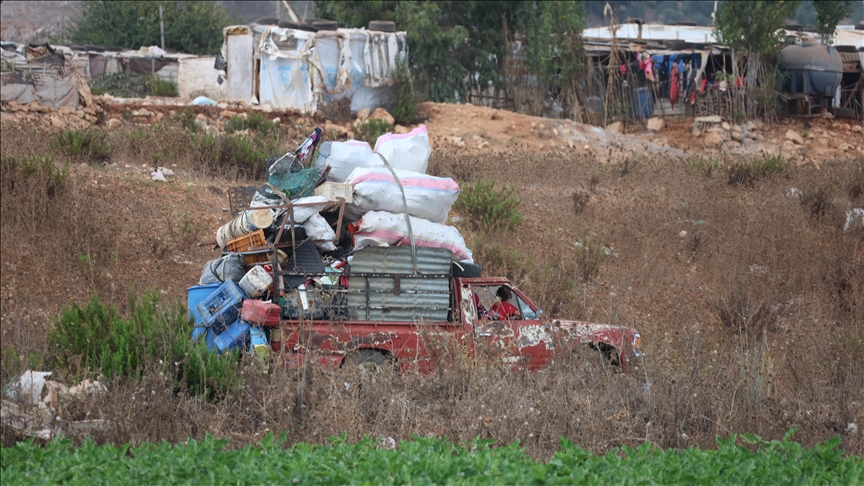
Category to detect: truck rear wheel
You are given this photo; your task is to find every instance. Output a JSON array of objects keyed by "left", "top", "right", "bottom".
[{"left": 345, "top": 349, "right": 394, "bottom": 374}]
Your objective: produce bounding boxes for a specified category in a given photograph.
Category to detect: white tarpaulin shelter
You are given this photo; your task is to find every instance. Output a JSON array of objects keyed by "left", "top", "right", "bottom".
[{"left": 221, "top": 24, "right": 408, "bottom": 114}]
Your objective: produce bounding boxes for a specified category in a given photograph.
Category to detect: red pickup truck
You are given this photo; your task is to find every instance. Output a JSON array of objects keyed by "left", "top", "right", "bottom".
[{"left": 269, "top": 247, "right": 643, "bottom": 373}]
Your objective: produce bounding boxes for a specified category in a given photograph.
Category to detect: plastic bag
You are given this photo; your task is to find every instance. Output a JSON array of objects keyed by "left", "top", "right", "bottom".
[
  {"left": 288, "top": 196, "right": 330, "bottom": 224},
  {"left": 352, "top": 210, "right": 473, "bottom": 263},
  {"left": 373, "top": 125, "right": 430, "bottom": 174},
  {"left": 199, "top": 253, "right": 247, "bottom": 285},
  {"left": 302, "top": 213, "right": 337, "bottom": 252},
  {"left": 346, "top": 167, "right": 459, "bottom": 224}
]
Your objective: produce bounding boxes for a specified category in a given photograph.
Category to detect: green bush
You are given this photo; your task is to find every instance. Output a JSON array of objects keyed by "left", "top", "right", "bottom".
[
  {"left": 225, "top": 111, "right": 279, "bottom": 137},
  {"left": 150, "top": 77, "right": 179, "bottom": 97},
  {"left": 216, "top": 134, "right": 273, "bottom": 179},
  {"left": 56, "top": 129, "right": 111, "bottom": 163},
  {"left": 352, "top": 118, "right": 394, "bottom": 145},
  {"left": 391, "top": 62, "right": 417, "bottom": 125},
  {"left": 1, "top": 154, "right": 67, "bottom": 196},
  {"left": 454, "top": 179, "right": 522, "bottom": 232},
  {"left": 45, "top": 291, "right": 239, "bottom": 399},
  {"left": 174, "top": 107, "right": 199, "bottom": 133},
  {"left": 728, "top": 153, "right": 788, "bottom": 186}
]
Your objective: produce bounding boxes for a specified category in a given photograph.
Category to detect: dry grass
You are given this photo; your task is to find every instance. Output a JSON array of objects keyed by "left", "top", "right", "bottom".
[{"left": 1, "top": 120, "right": 863, "bottom": 457}]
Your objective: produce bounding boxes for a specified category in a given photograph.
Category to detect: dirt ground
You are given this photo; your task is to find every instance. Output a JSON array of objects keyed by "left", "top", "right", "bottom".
[{"left": 1, "top": 99, "right": 863, "bottom": 455}]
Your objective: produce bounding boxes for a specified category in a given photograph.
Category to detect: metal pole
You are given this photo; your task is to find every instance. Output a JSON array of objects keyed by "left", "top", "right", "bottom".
[{"left": 159, "top": 5, "right": 165, "bottom": 51}]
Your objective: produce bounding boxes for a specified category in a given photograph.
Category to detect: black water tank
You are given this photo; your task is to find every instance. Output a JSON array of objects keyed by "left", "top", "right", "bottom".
[{"left": 777, "top": 41, "right": 843, "bottom": 96}]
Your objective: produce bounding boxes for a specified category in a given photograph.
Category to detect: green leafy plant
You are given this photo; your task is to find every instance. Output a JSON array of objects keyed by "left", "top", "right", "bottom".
[
  {"left": 351, "top": 118, "right": 394, "bottom": 145},
  {"left": 45, "top": 291, "right": 239, "bottom": 398},
  {"left": 2, "top": 432, "right": 860, "bottom": 484},
  {"left": 455, "top": 179, "right": 522, "bottom": 232},
  {"left": 56, "top": 129, "right": 111, "bottom": 163},
  {"left": 686, "top": 156, "right": 720, "bottom": 177}
]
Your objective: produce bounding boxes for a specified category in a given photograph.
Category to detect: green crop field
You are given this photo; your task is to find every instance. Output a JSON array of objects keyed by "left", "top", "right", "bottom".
[{"left": 1, "top": 431, "right": 860, "bottom": 485}]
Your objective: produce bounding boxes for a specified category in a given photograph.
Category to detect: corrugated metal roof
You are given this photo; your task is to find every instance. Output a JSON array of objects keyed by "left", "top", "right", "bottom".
[
  {"left": 349, "top": 247, "right": 452, "bottom": 276},
  {"left": 346, "top": 247, "right": 453, "bottom": 322},
  {"left": 346, "top": 275, "right": 450, "bottom": 322}
]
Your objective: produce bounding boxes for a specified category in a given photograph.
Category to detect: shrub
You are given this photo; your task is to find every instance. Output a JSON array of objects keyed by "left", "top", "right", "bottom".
[
  {"left": 801, "top": 185, "right": 835, "bottom": 219},
  {"left": 45, "top": 291, "right": 239, "bottom": 399},
  {"left": 225, "top": 111, "right": 279, "bottom": 137},
  {"left": 391, "top": 62, "right": 418, "bottom": 126},
  {"left": 728, "top": 153, "right": 788, "bottom": 186},
  {"left": 847, "top": 162, "right": 864, "bottom": 201},
  {"left": 174, "top": 107, "right": 199, "bottom": 133},
  {"left": 685, "top": 156, "right": 720, "bottom": 177},
  {"left": 575, "top": 228, "right": 606, "bottom": 282},
  {"left": 189, "top": 128, "right": 281, "bottom": 180},
  {"left": 455, "top": 179, "right": 522, "bottom": 231},
  {"left": 1, "top": 154, "right": 67, "bottom": 196},
  {"left": 352, "top": 118, "right": 393, "bottom": 145},
  {"left": 57, "top": 129, "right": 110, "bottom": 163},
  {"left": 150, "top": 77, "right": 178, "bottom": 97}
]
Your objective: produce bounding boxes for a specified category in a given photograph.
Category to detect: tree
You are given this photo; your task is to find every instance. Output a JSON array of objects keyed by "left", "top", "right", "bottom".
[
  {"left": 714, "top": 1, "right": 800, "bottom": 122},
  {"left": 814, "top": 0, "right": 855, "bottom": 44},
  {"left": 714, "top": 1, "right": 800, "bottom": 55},
  {"left": 518, "top": 1, "right": 587, "bottom": 116},
  {"left": 68, "top": 1, "right": 241, "bottom": 55}
]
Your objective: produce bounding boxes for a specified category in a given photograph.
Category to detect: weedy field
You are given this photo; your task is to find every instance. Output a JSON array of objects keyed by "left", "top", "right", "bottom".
[{"left": 1, "top": 112, "right": 862, "bottom": 465}]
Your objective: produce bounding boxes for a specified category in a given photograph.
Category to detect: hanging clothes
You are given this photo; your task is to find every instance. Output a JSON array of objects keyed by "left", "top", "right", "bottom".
[
  {"left": 669, "top": 63, "right": 679, "bottom": 109},
  {"left": 619, "top": 64, "right": 627, "bottom": 76},
  {"left": 640, "top": 55, "right": 655, "bottom": 82}
]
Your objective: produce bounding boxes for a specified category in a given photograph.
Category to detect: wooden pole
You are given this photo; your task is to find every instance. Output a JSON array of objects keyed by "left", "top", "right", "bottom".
[{"left": 159, "top": 5, "right": 165, "bottom": 51}]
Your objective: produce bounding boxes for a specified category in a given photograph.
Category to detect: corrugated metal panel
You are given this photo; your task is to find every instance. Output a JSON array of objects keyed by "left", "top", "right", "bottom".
[
  {"left": 349, "top": 247, "right": 452, "bottom": 276},
  {"left": 347, "top": 275, "right": 450, "bottom": 322}
]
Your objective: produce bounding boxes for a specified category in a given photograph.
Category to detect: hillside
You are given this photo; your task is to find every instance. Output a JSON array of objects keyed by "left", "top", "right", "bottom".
[{"left": 1, "top": 100, "right": 862, "bottom": 456}]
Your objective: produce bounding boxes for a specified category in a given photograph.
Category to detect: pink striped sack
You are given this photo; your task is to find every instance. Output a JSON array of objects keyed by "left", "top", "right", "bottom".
[
  {"left": 352, "top": 211, "right": 473, "bottom": 263},
  {"left": 346, "top": 167, "right": 460, "bottom": 224}
]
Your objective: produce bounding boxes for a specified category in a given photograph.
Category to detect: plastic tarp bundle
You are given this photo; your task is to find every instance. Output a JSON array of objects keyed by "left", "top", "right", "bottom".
[
  {"left": 352, "top": 211, "right": 473, "bottom": 263},
  {"left": 314, "top": 126, "right": 432, "bottom": 183},
  {"left": 346, "top": 167, "right": 459, "bottom": 224}
]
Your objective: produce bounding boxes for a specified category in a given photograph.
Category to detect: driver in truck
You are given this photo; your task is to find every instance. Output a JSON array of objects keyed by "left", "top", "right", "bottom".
[{"left": 489, "top": 286, "right": 522, "bottom": 320}]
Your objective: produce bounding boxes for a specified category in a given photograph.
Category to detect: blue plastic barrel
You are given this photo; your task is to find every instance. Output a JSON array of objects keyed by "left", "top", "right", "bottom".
[
  {"left": 632, "top": 87, "right": 654, "bottom": 120},
  {"left": 187, "top": 284, "right": 221, "bottom": 326}
]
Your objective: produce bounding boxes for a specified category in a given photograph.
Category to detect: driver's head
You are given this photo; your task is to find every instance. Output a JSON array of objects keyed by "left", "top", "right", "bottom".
[{"left": 496, "top": 286, "right": 512, "bottom": 302}]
